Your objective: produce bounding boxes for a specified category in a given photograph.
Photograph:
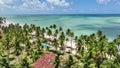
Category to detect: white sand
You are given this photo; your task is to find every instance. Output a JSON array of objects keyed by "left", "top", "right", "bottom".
[
  {"left": 44, "top": 33, "right": 56, "bottom": 40},
  {"left": 1, "top": 20, "right": 10, "bottom": 27},
  {"left": 29, "top": 31, "right": 36, "bottom": 36},
  {"left": 65, "top": 40, "right": 76, "bottom": 49}
]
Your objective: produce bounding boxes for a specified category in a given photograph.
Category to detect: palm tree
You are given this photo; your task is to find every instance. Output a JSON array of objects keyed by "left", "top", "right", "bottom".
[
  {"left": 20, "top": 56, "right": 30, "bottom": 68},
  {"left": 59, "top": 26, "right": 62, "bottom": 32},
  {"left": 64, "top": 55, "right": 76, "bottom": 68},
  {"left": 70, "top": 32, "right": 74, "bottom": 47},
  {"left": 74, "top": 36, "right": 78, "bottom": 42},
  {"left": 36, "top": 39, "right": 43, "bottom": 55},
  {"left": 53, "top": 24, "right": 57, "bottom": 29},
  {"left": 76, "top": 39, "right": 82, "bottom": 55},
  {"left": 66, "top": 29, "right": 74, "bottom": 48},
  {"left": 2, "top": 35, "right": 12, "bottom": 65},
  {"left": 0, "top": 57, "right": 11, "bottom": 68},
  {"left": 52, "top": 38, "right": 59, "bottom": 50},
  {"left": 59, "top": 32, "right": 65, "bottom": 49},
  {"left": 49, "top": 25, "right": 53, "bottom": 29},
  {"left": 96, "top": 30, "right": 103, "bottom": 37},
  {"left": 114, "top": 35, "right": 120, "bottom": 53},
  {"left": 54, "top": 55, "right": 60, "bottom": 68},
  {"left": 14, "top": 40, "right": 22, "bottom": 62},
  {"left": 0, "top": 39, "right": 4, "bottom": 57},
  {"left": 66, "top": 29, "right": 71, "bottom": 36},
  {"left": 42, "top": 28, "right": 46, "bottom": 33},
  {"left": 33, "top": 50, "right": 41, "bottom": 62},
  {"left": 54, "top": 29, "right": 59, "bottom": 37},
  {"left": 107, "top": 42, "right": 118, "bottom": 60},
  {"left": 113, "top": 54, "right": 120, "bottom": 65},
  {"left": 54, "top": 51, "right": 62, "bottom": 68},
  {"left": 25, "top": 40, "right": 31, "bottom": 55},
  {"left": 47, "top": 29, "right": 52, "bottom": 36}
]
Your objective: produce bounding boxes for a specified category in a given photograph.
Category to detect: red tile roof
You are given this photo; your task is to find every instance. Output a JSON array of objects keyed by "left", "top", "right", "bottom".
[{"left": 33, "top": 54, "right": 56, "bottom": 68}]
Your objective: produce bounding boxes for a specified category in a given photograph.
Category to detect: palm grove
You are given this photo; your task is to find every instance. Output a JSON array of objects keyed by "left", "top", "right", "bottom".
[{"left": 0, "top": 17, "right": 120, "bottom": 68}]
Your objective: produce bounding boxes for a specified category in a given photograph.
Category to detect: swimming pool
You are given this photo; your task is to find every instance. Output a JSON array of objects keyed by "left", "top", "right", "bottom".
[{"left": 42, "top": 43, "right": 52, "bottom": 49}]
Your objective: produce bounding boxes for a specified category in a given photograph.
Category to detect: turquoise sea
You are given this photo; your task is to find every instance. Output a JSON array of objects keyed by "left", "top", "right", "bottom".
[{"left": 1, "top": 14, "right": 120, "bottom": 41}]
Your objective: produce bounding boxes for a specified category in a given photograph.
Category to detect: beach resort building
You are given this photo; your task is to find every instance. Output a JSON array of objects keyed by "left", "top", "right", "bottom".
[{"left": 33, "top": 54, "right": 56, "bottom": 68}]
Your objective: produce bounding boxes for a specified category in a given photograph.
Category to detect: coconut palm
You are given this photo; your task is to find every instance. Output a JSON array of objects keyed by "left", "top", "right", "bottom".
[
  {"left": 47, "top": 29, "right": 52, "bottom": 36},
  {"left": 2, "top": 35, "right": 12, "bottom": 65},
  {"left": 54, "top": 29, "right": 59, "bottom": 37},
  {"left": 66, "top": 29, "right": 71, "bottom": 36},
  {"left": 70, "top": 32, "right": 74, "bottom": 47},
  {"left": 52, "top": 38, "right": 59, "bottom": 50},
  {"left": 53, "top": 24, "right": 57, "bottom": 29},
  {"left": 64, "top": 55, "right": 76, "bottom": 68},
  {"left": 42, "top": 28, "right": 46, "bottom": 33},
  {"left": 59, "top": 32, "right": 65, "bottom": 48},
  {"left": 0, "top": 40, "right": 4, "bottom": 57},
  {"left": 54, "top": 51, "right": 62, "bottom": 68},
  {"left": 76, "top": 39, "right": 82, "bottom": 55},
  {"left": 14, "top": 40, "right": 22, "bottom": 62},
  {"left": 59, "top": 26, "right": 63, "bottom": 32},
  {"left": 96, "top": 30, "right": 103, "bottom": 38},
  {"left": 54, "top": 55, "right": 60, "bottom": 68},
  {"left": 107, "top": 42, "right": 118, "bottom": 59},
  {"left": 114, "top": 35, "right": 120, "bottom": 53},
  {"left": 20, "top": 56, "right": 30, "bottom": 68},
  {"left": 25, "top": 40, "right": 31, "bottom": 55},
  {"left": 36, "top": 39, "right": 44, "bottom": 55},
  {"left": 0, "top": 57, "right": 11, "bottom": 68},
  {"left": 113, "top": 54, "right": 120, "bottom": 65}
]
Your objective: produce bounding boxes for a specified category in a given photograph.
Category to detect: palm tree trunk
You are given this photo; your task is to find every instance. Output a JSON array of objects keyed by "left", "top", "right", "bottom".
[
  {"left": 71, "top": 37, "right": 73, "bottom": 53},
  {"left": 7, "top": 49, "right": 10, "bottom": 65},
  {"left": 118, "top": 45, "right": 120, "bottom": 53},
  {"left": 18, "top": 55, "right": 21, "bottom": 63}
]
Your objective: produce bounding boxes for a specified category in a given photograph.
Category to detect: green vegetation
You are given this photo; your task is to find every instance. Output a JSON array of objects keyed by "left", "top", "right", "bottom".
[{"left": 0, "top": 17, "right": 120, "bottom": 68}]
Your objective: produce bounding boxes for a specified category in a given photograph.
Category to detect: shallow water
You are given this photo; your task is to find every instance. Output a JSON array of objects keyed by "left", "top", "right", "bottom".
[{"left": 1, "top": 14, "right": 120, "bottom": 41}]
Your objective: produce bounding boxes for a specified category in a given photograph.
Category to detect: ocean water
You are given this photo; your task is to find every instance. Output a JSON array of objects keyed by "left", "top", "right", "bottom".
[{"left": 1, "top": 14, "right": 120, "bottom": 41}]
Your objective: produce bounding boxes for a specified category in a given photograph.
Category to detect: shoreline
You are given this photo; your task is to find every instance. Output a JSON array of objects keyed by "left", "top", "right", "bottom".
[
  {"left": 0, "top": 20, "right": 114, "bottom": 42},
  {"left": 1, "top": 20, "right": 11, "bottom": 27}
]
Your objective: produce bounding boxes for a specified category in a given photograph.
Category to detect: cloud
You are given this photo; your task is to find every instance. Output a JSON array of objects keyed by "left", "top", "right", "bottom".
[
  {"left": 46, "top": 0, "right": 69, "bottom": 7},
  {"left": 0, "top": 0, "right": 70, "bottom": 13},
  {"left": 0, "top": 0, "right": 15, "bottom": 4},
  {"left": 96, "top": 0, "right": 110, "bottom": 5},
  {"left": 20, "top": 0, "right": 47, "bottom": 10},
  {"left": 96, "top": 0, "right": 120, "bottom": 6}
]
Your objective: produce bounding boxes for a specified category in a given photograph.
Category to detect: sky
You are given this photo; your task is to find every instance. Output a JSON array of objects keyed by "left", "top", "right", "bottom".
[{"left": 0, "top": 0, "right": 120, "bottom": 14}]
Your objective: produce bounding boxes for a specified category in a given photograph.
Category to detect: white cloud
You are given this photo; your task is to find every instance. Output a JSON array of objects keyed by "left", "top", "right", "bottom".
[
  {"left": 0, "top": 0, "right": 21, "bottom": 9},
  {"left": 0, "top": 0, "right": 20, "bottom": 6},
  {"left": 96, "top": 0, "right": 120, "bottom": 6},
  {"left": 0, "top": 0, "right": 70, "bottom": 11},
  {"left": 20, "top": 0, "right": 47, "bottom": 10},
  {"left": 0, "top": 0, "right": 13, "bottom": 4},
  {"left": 96, "top": 0, "right": 111, "bottom": 5},
  {"left": 47, "top": 0, "right": 69, "bottom": 7}
]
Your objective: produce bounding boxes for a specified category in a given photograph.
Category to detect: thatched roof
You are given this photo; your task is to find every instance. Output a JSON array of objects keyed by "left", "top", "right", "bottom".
[{"left": 33, "top": 54, "right": 56, "bottom": 68}]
